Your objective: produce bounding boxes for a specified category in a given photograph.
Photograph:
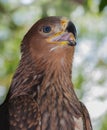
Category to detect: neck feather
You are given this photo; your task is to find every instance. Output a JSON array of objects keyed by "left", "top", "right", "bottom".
[
  {"left": 9, "top": 49, "right": 78, "bottom": 104},
  {"left": 9, "top": 50, "right": 82, "bottom": 129}
]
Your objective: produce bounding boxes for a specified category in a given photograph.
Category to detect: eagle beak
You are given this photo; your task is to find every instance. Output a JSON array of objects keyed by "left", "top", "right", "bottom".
[
  {"left": 65, "top": 21, "right": 77, "bottom": 46},
  {"left": 46, "top": 18, "right": 77, "bottom": 46}
]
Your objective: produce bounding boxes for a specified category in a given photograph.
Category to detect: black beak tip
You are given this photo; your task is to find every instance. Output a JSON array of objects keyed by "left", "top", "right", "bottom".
[
  {"left": 68, "top": 41, "right": 77, "bottom": 46},
  {"left": 66, "top": 21, "right": 77, "bottom": 39}
]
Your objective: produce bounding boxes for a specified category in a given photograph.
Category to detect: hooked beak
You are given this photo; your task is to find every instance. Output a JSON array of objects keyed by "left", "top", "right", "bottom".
[
  {"left": 46, "top": 18, "right": 77, "bottom": 46},
  {"left": 65, "top": 21, "right": 77, "bottom": 46}
]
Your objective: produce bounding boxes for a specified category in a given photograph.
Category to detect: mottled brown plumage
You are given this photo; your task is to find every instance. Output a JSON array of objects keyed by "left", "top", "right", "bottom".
[{"left": 4, "top": 16, "right": 92, "bottom": 130}]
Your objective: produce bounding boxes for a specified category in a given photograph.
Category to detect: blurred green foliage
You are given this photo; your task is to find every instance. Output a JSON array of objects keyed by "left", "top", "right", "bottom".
[
  {"left": 99, "top": 0, "right": 107, "bottom": 12},
  {"left": 101, "top": 114, "right": 107, "bottom": 130},
  {"left": 0, "top": 0, "right": 107, "bottom": 130}
]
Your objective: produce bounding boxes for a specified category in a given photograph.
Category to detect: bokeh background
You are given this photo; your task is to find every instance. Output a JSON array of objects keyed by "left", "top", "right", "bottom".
[{"left": 0, "top": 0, "right": 107, "bottom": 129}]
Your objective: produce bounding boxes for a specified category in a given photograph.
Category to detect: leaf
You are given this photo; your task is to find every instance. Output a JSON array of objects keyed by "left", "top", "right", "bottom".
[{"left": 99, "top": 0, "right": 107, "bottom": 12}]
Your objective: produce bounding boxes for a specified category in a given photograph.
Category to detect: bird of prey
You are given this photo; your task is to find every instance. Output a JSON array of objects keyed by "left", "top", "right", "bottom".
[{"left": 0, "top": 16, "right": 92, "bottom": 130}]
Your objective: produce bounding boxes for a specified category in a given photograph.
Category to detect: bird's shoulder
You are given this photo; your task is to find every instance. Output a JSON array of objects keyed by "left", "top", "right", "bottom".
[{"left": 9, "top": 95, "right": 41, "bottom": 130}]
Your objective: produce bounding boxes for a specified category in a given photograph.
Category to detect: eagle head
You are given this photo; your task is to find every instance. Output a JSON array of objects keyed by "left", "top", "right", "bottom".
[{"left": 21, "top": 16, "right": 77, "bottom": 69}]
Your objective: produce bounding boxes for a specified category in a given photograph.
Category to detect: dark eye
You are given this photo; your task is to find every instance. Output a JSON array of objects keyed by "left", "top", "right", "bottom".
[{"left": 43, "top": 26, "right": 51, "bottom": 33}]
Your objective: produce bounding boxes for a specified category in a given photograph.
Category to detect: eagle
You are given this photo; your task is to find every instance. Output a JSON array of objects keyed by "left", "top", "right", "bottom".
[{"left": 0, "top": 16, "right": 92, "bottom": 130}]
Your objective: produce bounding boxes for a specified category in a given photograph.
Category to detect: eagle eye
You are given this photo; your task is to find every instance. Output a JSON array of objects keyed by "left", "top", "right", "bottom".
[{"left": 42, "top": 26, "right": 51, "bottom": 33}]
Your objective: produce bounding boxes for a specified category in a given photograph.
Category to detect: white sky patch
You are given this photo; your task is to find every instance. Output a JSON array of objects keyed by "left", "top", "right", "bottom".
[
  {"left": 98, "top": 38, "right": 107, "bottom": 60},
  {"left": 21, "top": 0, "right": 34, "bottom": 4},
  {"left": 74, "top": 39, "right": 93, "bottom": 67},
  {"left": 78, "top": 40, "right": 92, "bottom": 57},
  {"left": 74, "top": 54, "right": 84, "bottom": 66},
  {"left": 85, "top": 100, "right": 107, "bottom": 119},
  {"left": 82, "top": 83, "right": 107, "bottom": 119},
  {"left": 84, "top": 84, "right": 107, "bottom": 100},
  {"left": 92, "top": 86, "right": 107, "bottom": 98},
  {"left": 91, "top": 69, "right": 103, "bottom": 82}
]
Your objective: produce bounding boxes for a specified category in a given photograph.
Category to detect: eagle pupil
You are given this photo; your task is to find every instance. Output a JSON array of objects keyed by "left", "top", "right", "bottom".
[{"left": 43, "top": 26, "right": 51, "bottom": 33}]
